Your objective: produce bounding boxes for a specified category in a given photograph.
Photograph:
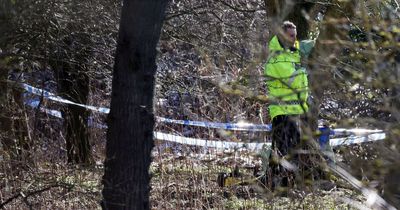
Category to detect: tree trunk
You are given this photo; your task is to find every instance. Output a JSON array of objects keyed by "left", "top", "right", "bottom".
[
  {"left": 11, "top": 80, "right": 32, "bottom": 162},
  {"left": 308, "top": 0, "right": 356, "bottom": 129},
  {"left": 59, "top": 71, "right": 91, "bottom": 165},
  {"left": 101, "top": 0, "right": 168, "bottom": 209},
  {"left": 264, "top": 0, "right": 314, "bottom": 40},
  {"left": 0, "top": 63, "right": 14, "bottom": 156},
  {"left": 0, "top": 0, "right": 32, "bottom": 164},
  {"left": 391, "top": 53, "right": 400, "bottom": 122},
  {"left": 54, "top": 33, "right": 92, "bottom": 165},
  {"left": 0, "top": 61, "right": 31, "bottom": 163}
]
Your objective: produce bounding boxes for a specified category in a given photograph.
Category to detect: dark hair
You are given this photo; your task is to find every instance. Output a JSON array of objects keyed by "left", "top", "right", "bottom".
[{"left": 282, "top": 21, "right": 296, "bottom": 31}]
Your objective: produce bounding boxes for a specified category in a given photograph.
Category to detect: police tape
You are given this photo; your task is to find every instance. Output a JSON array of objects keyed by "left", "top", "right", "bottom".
[
  {"left": 22, "top": 83, "right": 271, "bottom": 131},
  {"left": 329, "top": 133, "right": 386, "bottom": 147},
  {"left": 156, "top": 117, "right": 272, "bottom": 131},
  {"left": 25, "top": 101, "right": 266, "bottom": 150},
  {"left": 23, "top": 83, "right": 384, "bottom": 135},
  {"left": 22, "top": 83, "right": 111, "bottom": 114},
  {"left": 157, "top": 132, "right": 386, "bottom": 150},
  {"left": 26, "top": 98, "right": 386, "bottom": 150},
  {"left": 154, "top": 132, "right": 267, "bottom": 151}
]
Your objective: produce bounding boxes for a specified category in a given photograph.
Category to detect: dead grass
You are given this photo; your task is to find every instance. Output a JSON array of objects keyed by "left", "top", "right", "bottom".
[
  {"left": 149, "top": 144, "right": 366, "bottom": 210},
  {"left": 0, "top": 160, "right": 102, "bottom": 209},
  {"left": 0, "top": 141, "right": 370, "bottom": 210}
]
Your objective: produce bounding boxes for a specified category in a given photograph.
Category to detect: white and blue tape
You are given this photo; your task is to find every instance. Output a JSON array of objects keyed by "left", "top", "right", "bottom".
[
  {"left": 25, "top": 100, "right": 386, "bottom": 150},
  {"left": 22, "top": 83, "right": 111, "bottom": 114},
  {"left": 22, "top": 83, "right": 383, "bottom": 135},
  {"left": 156, "top": 117, "right": 272, "bottom": 131},
  {"left": 154, "top": 132, "right": 267, "bottom": 151},
  {"left": 23, "top": 83, "right": 272, "bottom": 131},
  {"left": 330, "top": 132, "right": 386, "bottom": 147},
  {"left": 26, "top": 100, "right": 387, "bottom": 150},
  {"left": 22, "top": 83, "right": 387, "bottom": 150},
  {"left": 25, "top": 100, "right": 267, "bottom": 150},
  {"left": 157, "top": 132, "right": 386, "bottom": 151}
]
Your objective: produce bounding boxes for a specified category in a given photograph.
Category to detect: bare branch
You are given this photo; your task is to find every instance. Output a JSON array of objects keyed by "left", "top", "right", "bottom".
[{"left": 0, "top": 183, "right": 73, "bottom": 209}]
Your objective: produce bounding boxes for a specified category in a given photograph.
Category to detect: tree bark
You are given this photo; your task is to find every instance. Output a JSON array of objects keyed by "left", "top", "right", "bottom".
[
  {"left": 54, "top": 33, "right": 92, "bottom": 165},
  {"left": 59, "top": 71, "right": 91, "bottom": 165},
  {"left": 101, "top": 0, "right": 168, "bottom": 209}
]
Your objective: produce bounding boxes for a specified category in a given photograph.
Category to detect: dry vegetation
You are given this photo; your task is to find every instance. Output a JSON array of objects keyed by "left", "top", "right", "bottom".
[
  {"left": 0, "top": 140, "right": 370, "bottom": 209},
  {"left": 1, "top": 0, "right": 400, "bottom": 209}
]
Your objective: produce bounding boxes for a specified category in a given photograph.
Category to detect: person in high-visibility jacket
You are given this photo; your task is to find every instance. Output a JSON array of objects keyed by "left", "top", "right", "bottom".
[{"left": 264, "top": 21, "right": 314, "bottom": 188}]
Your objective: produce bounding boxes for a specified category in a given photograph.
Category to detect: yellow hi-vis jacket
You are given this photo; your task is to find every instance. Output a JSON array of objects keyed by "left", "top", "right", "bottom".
[{"left": 264, "top": 36, "right": 309, "bottom": 120}]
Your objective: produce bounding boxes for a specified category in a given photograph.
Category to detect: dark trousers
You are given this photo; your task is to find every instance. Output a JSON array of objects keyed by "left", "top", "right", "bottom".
[
  {"left": 269, "top": 115, "right": 325, "bottom": 189},
  {"left": 271, "top": 115, "right": 301, "bottom": 157},
  {"left": 269, "top": 115, "right": 304, "bottom": 188}
]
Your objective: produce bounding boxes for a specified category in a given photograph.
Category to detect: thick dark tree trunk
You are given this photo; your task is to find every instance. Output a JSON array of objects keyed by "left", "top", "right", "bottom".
[
  {"left": 54, "top": 33, "right": 92, "bottom": 165},
  {"left": 58, "top": 70, "right": 91, "bottom": 165},
  {"left": 101, "top": 0, "right": 168, "bottom": 209}
]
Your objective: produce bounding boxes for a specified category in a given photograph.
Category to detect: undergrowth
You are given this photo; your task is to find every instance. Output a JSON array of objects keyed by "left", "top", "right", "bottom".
[{"left": 0, "top": 142, "right": 374, "bottom": 209}]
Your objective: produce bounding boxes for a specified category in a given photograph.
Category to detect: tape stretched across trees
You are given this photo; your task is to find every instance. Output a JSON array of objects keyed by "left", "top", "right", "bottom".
[
  {"left": 25, "top": 101, "right": 267, "bottom": 150},
  {"left": 156, "top": 117, "right": 272, "bottom": 131},
  {"left": 154, "top": 132, "right": 267, "bottom": 151},
  {"left": 22, "top": 83, "right": 272, "bottom": 131},
  {"left": 155, "top": 132, "right": 386, "bottom": 151},
  {"left": 22, "top": 83, "right": 384, "bottom": 135},
  {"left": 22, "top": 83, "right": 111, "bottom": 114},
  {"left": 25, "top": 91, "right": 387, "bottom": 151}
]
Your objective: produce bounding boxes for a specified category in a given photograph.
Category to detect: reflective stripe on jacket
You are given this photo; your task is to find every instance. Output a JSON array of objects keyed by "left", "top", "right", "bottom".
[{"left": 264, "top": 36, "right": 309, "bottom": 120}]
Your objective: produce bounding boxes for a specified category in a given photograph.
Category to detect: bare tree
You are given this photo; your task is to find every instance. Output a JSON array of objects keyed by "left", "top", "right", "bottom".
[{"left": 102, "top": 0, "right": 169, "bottom": 209}]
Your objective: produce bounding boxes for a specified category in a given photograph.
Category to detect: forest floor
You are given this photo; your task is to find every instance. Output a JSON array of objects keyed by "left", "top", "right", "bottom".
[
  {"left": 149, "top": 145, "right": 366, "bottom": 210},
  {"left": 0, "top": 142, "right": 368, "bottom": 210}
]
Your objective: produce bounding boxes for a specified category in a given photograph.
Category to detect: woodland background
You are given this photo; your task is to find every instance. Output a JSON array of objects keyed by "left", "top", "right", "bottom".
[{"left": 0, "top": 0, "right": 400, "bottom": 209}]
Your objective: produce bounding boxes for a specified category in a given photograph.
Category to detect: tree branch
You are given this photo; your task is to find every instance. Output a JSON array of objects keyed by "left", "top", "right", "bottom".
[
  {"left": 218, "top": 0, "right": 262, "bottom": 13},
  {"left": 0, "top": 183, "right": 73, "bottom": 209}
]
